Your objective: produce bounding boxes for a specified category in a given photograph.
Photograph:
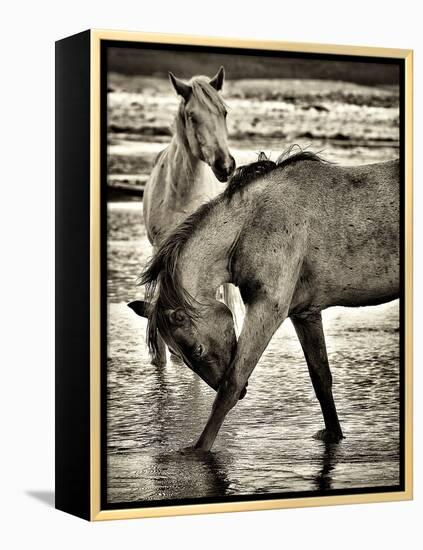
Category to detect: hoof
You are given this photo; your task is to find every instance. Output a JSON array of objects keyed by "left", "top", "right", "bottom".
[
  {"left": 151, "top": 358, "right": 166, "bottom": 368},
  {"left": 313, "top": 429, "right": 344, "bottom": 443}
]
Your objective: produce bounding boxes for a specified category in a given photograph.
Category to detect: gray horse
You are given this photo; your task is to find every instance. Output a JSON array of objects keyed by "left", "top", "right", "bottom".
[{"left": 131, "top": 150, "right": 399, "bottom": 451}]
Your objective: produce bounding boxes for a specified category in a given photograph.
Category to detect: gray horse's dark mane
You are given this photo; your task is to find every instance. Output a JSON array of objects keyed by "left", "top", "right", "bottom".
[
  {"left": 140, "top": 146, "right": 327, "bottom": 355},
  {"left": 223, "top": 146, "right": 328, "bottom": 200},
  {"left": 223, "top": 157, "right": 276, "bottom": 199}
]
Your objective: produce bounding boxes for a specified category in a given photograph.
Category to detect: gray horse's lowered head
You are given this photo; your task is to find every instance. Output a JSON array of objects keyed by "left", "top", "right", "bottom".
[{"left": 129, "top": 298, "right": 240, "bottom": 394}]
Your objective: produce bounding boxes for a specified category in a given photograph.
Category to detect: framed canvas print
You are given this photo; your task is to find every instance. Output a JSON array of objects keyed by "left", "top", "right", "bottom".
[{"left": 55, "top": 29, "right": 413, "bottom": 521}]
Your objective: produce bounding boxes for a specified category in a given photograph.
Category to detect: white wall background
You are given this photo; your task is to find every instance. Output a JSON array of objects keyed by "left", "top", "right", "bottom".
[{"left": 0, "top": 0, "right": 421, "bottom": 547}]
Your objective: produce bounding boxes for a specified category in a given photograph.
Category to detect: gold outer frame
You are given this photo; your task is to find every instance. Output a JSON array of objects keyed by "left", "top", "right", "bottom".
[{"left": 89, "top": 29, "right": 413, "bottom": 521}]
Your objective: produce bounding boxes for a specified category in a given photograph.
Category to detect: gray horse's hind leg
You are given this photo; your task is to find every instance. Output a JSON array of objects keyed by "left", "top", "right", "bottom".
[{"left": 291, "top": 312, "right": 343, "bottom": 443}]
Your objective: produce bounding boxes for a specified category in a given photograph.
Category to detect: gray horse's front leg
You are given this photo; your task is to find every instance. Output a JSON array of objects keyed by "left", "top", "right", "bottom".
[
  {"left": 292, "top": 312, "right": 343, "bottom": 442},
  {"left": 194, "top": 297, "right": 287, "bottom": 451},
  {"left": 194, "top": 382, "right": 240, "bottom": 451}
]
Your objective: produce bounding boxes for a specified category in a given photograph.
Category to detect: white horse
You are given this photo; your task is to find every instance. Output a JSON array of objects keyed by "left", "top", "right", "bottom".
[{"left": 137, "top": 67, "right": 241, "bottom": 367}]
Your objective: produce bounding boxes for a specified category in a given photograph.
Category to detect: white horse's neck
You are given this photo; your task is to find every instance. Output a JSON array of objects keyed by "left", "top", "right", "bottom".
[
  {"left": 164, "top": 114, "right": 215, "bottom": 206},
  {"left": 167, "top": 134, "right": 203, "bottom": 191}
]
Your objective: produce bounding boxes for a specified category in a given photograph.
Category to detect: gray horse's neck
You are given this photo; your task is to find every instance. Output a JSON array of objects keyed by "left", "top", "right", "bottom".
[
  {"left": 179, "top": 207, "right": 232, "bottom": 301},
  {"left": 178, "top": 196, "right": 250, "bottom": 303},
  {"left": 178, "top": 169, "right": 273, "bottom": 303}
]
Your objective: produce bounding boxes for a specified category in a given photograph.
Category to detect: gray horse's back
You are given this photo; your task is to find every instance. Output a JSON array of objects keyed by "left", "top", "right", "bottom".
[{"left": 234, "top": 159, "right": 400, "bottom": 313}]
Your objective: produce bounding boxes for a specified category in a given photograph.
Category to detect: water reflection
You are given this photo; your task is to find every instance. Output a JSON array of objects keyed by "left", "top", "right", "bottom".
[
  {"left": 153, "top": 450, "right": 231, "bottom": 499},
  {"left": 314, "top": 442, "right": 339, "bottom": 492}
]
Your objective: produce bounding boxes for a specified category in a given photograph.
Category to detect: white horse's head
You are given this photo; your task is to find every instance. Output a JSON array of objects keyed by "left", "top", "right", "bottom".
[{"left": 169, "top": 67, "right": 236, "bottom": 182}]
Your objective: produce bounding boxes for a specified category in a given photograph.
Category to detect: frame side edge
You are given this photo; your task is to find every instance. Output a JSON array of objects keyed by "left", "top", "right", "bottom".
[
  {"left": 90, "top": 29, "right": 102, "bottom": 521},
  {"left": 55, "top": 29, "right": 91, "bottom": 521}
]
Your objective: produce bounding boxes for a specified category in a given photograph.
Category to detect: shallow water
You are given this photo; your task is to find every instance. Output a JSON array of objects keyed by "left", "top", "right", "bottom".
[
  {"left": 106, "top": 76, "right": 400, "bottom": 504},
  {"left": 107, "top": 203, "right": 400, "bottom": 505}
]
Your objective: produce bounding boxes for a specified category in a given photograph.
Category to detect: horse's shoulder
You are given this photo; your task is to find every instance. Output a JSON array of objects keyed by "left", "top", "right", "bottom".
[{"left": 232, "top": 186, "right": 306, "bottom": 268}]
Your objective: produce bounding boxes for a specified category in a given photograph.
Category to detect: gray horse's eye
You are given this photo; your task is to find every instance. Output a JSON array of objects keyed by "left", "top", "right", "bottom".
[{"left": 193, "top": 344, "right": 204, "bottom": 358}]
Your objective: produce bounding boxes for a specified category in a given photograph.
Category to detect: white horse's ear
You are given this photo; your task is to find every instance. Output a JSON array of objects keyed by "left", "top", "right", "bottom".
[
  {"left": 209, "top": 66, "right": 225, "bottom": 91},
  {"left": 168, "top": 72, "right": 192, "bottom": 101},
  {"left": 128, "top": 300, "right": 150, "bottom": 318},
  {"left": 165, "top": 308, "right": 189, "bottom": 327}
]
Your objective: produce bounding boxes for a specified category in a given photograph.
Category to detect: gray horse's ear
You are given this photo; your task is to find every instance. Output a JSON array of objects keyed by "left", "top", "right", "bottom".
[
  {"left": 168, "top": 72, "right": 192, "bottom": 101},
  {"left": 209, "top": 66, "right": 225, "bottom": 91},
  {"left": 128, "top": 300, "right": 150, "bottom": 318},
  {"left": 165, "top": 308, "right": 189, "bottom": 327}
]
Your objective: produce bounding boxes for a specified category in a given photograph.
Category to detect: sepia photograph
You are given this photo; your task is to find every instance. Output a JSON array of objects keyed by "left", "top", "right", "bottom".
[{"left": 103, "top": 41, "right": 403, "bottom": 508}]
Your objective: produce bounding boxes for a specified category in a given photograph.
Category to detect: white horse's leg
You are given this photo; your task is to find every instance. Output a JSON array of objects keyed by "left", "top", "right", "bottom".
[
  {"left": 291, "top": 313, "right": 343, "bottom": 442},
  {"left": 194, "top": 295, "right": 288, "bottom": 451},
  {"left": 222, "top": 283, "right": 245, "bottom": 337}
]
